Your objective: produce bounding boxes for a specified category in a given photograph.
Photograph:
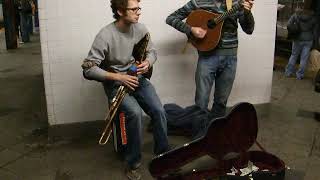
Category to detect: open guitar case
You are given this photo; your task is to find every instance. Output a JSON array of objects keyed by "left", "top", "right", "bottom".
[{"left": 149, "top": 102, "right": 286, "bottom": 180}]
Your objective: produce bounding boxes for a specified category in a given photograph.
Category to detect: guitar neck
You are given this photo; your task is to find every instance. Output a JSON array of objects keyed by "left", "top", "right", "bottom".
[{"left": 215, "top": 2, "right": 243, "bottom": 23}]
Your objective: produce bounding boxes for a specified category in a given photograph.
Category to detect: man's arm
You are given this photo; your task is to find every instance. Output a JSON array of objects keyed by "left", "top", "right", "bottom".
[
  {"left": 146, "top": 37, "right": 157, "bottom": 67},
  {"left": 82, "top": 31, "right": 139, "bottom": 90},
  {"left": 238, "top": 0, "right": 255, "bottom": 34},
  {"left": 82, "top": 60, "right": 139, "bottom": 90},
  {"left": 82, "top": 32, "right": 109, "bottom": 82},
  {"left": 165, "top": 1, "right": 197, "bottom": 38}
]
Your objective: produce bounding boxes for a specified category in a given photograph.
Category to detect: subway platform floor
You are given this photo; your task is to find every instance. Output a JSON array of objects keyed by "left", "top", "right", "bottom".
[{"left": 0, "top": 35, "right": 319, "bottom": 180}]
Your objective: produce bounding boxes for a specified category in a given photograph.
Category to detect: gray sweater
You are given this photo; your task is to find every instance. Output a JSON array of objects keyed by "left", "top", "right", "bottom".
[
  {"left": 166, "top": 0, "right": 254, "bottom": 56},
  {"left": 82, "top": 22, "right": 157, "bottom": 82}
]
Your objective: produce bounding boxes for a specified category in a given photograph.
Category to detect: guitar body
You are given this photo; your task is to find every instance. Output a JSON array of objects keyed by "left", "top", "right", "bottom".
[{"left": 186, "top": 9, "right": 224, "bottom": 52}]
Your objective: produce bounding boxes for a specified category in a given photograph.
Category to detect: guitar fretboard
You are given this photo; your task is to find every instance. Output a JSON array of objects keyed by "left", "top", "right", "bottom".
[{"left": 215, "top": 1, "right": 243, "bottom": 23}]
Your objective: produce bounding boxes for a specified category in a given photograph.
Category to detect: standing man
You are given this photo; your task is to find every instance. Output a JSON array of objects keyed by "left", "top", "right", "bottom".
[
  {"left": 285, "top": 9, "right": 317, "bottom": 80},
  {"left": 166, "top": 0, "right": 255, "bottom": 135},
  {"left": 81, "top": 0, "right": 169, "bottom": 179},
  {"left": 20, "top": 0, "right": 32, "bottom": 43}
]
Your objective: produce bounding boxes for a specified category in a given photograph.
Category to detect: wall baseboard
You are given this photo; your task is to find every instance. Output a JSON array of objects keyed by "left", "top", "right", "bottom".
[{"left": 48, "top": 120, "right": 105, "bottom": 141}]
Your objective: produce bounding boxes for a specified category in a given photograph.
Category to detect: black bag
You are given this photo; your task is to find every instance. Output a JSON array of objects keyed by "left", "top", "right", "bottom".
[
  {"left": 287, "top": 15, "right": 301, "bottom": 39},
  {"left": 315, "top": 69, "right": 320, "bottom": 92}
]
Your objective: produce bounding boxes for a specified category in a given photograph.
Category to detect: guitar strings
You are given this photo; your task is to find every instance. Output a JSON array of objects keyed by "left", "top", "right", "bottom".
[{"left": 214, "top": 3, "right": 242, "bottom": 23}]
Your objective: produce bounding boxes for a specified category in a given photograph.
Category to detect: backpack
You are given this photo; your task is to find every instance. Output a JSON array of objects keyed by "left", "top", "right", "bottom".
[{"left": 287, "top": 15, "right": 301, "bottom": 39}]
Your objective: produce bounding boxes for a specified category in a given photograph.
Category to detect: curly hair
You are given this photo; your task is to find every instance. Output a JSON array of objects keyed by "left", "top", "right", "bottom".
[{"left": 110, "top": 0, "right": 129, "bottom": 20}]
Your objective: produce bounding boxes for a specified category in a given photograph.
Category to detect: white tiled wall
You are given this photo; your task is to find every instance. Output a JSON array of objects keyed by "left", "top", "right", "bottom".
[{"left": 39, "top": 0, "right": 278, "bottom": 125}]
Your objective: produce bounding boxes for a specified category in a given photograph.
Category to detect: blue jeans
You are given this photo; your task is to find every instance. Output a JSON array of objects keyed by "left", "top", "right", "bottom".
[
  {"left": 195, "top": 54, "right": 237, "bottom": 119},
  {"left": 20, "top": 13, "right": 32, "bottom": 42},
  {"left": 285, "top": 40, "right": 313, "bottom": 79},
  {"left": 103, "top": 76, "right": 168, "bottom": 169}
]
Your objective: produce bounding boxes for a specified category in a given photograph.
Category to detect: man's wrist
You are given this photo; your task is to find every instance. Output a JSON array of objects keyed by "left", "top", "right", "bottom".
[
  {"left": 106, "top": 71, "right": 121, "bottom": 81},
  {"left": 244, "top": 9, "right": 251, "bottom": 15}
]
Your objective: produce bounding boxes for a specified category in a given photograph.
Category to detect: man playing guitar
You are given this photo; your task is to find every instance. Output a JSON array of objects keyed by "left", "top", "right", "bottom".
[{"left": 166, "top": 0, "right": 255, "bottom": 138}]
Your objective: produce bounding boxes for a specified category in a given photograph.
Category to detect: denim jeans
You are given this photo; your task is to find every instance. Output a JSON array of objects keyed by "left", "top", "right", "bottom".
[
  {"left": 195, "top": 54, "right": 237, "bottom": 120},
  {"left": 20, "top": 13, "right": 32, "bottom": 42},
  {"left": 103, "top": 76, "right": 168, "bottom": 169},
  {"left": 285, "top": 40, "right": 313, "bottom": 79}
]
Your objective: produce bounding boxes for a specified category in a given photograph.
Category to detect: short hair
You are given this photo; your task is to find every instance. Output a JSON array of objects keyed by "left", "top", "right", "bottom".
[{"left": 110, "top": 0, "right": 129, "bottom": 20}]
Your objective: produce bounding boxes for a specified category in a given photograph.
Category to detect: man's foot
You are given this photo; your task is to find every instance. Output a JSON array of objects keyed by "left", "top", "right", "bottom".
[
  {"left": 125, "top": 167, "right": 141, "bottom": 180},
  {"left": 296, "top": 76, "right": 303, "bottom": 80},
  {"left": 285, "top": 73, "right": 295, "bottom": 78}
]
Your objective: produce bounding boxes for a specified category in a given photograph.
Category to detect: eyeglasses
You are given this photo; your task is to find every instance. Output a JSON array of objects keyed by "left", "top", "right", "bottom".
[{"left": 126, "top": 7, "right": 141, "bottom": 13}]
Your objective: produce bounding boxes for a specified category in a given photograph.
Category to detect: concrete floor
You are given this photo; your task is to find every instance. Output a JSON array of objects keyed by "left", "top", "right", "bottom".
[{"left": 0, "top": 35, "right": 319, "bottom": 180}]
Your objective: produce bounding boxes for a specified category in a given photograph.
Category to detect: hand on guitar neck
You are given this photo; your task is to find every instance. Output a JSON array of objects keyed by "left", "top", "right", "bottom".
[{"left": 242, "top": 0, "right": 254, "bottom": 12}]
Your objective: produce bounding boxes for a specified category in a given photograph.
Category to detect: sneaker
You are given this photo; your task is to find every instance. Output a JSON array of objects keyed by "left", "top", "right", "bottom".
[
  {"left": 285, "top": 73, "right": 295, "bottom": 78},
  {"left": 125, "top": 167, "right": 141, "bottom": 180}
]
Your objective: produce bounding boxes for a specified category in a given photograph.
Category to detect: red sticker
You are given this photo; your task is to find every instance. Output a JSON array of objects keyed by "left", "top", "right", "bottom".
[{"left": 119, "top": 112, "right": 127, "bottom": 145}]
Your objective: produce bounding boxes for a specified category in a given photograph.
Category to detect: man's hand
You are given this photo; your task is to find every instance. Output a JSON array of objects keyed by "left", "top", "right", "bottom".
[
  {"left": 137, "top": 60, "right": 150, "bottom": 75},
  {"left": 191, "top": 27, "right": 207, "bottom": 39},
  {"left": 117, "top": 74, "right": 139, "bottom": 91},
  {"left": 242, "top": 0, "right": 254, "bottom": 12}
]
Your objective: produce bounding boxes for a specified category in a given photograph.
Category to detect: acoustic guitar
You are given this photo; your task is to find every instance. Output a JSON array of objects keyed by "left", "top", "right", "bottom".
[{"left": 186, "top": 1, "right": 243, "bottom": 52}]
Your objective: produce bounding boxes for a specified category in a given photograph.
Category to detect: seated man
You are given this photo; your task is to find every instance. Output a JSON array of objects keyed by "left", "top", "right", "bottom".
[{"left": 81, "top": 0, "right": 169, "bottom": 179}]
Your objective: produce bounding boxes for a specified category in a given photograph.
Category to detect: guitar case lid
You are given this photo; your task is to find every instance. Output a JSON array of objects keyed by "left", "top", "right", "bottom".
[{"left": 202, "top": 102, "right": 258, "bottom": 159}]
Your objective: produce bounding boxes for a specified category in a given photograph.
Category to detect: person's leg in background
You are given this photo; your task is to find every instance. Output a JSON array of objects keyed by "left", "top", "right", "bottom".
[
  {"left": 296, "top": 40, "right": 313, "bottom": 79},
  {"left": 20, "top": 13, "right": 29, "bottom": 42},
  {"left": 26, "top": 14, "right": 32, "bottom": 36},
  {"left": 285, "top": 41, "right": 303, "bottom": 77}
]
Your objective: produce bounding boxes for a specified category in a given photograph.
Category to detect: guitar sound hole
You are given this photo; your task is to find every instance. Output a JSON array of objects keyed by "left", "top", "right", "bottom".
[{"left": 207, "top": 19, "right": 216, "bottom": 29}]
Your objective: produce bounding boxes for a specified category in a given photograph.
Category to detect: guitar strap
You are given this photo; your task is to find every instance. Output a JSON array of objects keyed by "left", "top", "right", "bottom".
[{"left": 226, "top": 0, "right": 233, "bottom": 11}]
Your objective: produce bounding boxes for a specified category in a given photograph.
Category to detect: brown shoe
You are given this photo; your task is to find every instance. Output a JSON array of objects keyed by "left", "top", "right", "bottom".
[{"left": 125, "top": 167, "right": 141, "bottom": 180}]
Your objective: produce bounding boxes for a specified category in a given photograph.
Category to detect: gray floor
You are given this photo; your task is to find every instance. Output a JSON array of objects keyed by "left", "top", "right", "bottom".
[{"left": 0, "top": 35, "right": 319, "bottom": 180}]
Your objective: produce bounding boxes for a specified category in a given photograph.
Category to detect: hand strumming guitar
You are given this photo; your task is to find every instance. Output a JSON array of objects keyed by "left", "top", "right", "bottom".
[
  {"left": 137, "top": 60, "right": 150, "bottom": 75},
  {"left": 191, "top": 27, "right": 207, "bottom": 39}
]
